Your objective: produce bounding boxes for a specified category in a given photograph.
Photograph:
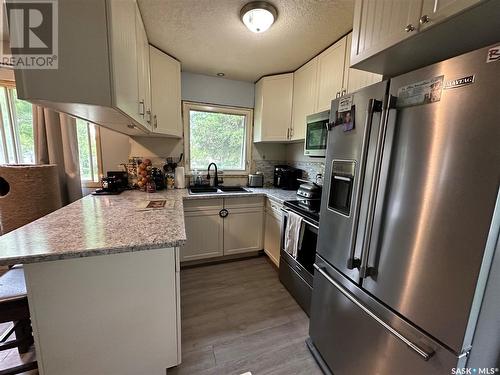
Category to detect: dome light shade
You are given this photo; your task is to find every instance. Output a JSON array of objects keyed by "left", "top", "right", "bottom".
[{"left": 240, "top": 2, "right": 277, "bottom": 33}]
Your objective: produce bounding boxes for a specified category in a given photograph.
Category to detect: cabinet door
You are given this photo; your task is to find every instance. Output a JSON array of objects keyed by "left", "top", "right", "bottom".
[
  {"left": 135, "top": 5, "right": 151, "bottom": 129},
  {"left": 150, "top": 46, "right": 182, "bottom": 137},
  {"left": 264, "top": 211, "right": 282, "bottom": 267},
  {"left": 291, "top": 58, "right": 318, "bottom": 140},
  {"left": 420, "top": 0, "right": 480, "bottom": 30},
  {"left": 316, "top": 37, "right": 347, "bottom": 111},
  {"left": 223, "top": 208, "right": 264, "bottom": 255},
  {"left": 254, "top": 74, "right": 293, "bottom": 142},
  {"left": 351, "top": 0, "right": 423, "bottom": 65},
  {"left": 182, "top": 211, "right": 224, "bottom": 261},
  {"left": 107, "top": 0, "right": 141, "bottom": 123},
  {"left": 343, "top": 33, "right": 383, "bottom": 94}
]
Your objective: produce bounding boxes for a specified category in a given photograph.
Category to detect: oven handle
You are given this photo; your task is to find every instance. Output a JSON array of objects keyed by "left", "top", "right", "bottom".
[
  {"left": 346, "top": 99, "right": 382, "bottom": 270},
  {"left": 313, "top": 264, "right": 434, "bottom": 361},
  {"left": 281, "top": 208, "right": 319, "bottom": 229}
]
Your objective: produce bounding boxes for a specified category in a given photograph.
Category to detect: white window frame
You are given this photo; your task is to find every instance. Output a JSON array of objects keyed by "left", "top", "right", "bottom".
[
  {"left": 182, "top": 101, "right": 253, "bottom": 175},
  {"left": 76, "top": 119, "right": 103, "bottom": 188},
  {"left": 0, "top": 83, "right": 34, "bottom": 164}
]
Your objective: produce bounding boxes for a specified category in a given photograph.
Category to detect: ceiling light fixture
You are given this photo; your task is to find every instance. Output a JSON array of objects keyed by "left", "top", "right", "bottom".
[
  {"left": 216, "top": 72, "right": 225, "bottom": 77},
  {"left": 240, "top": 1, "right": 277, "bottom": 33}
]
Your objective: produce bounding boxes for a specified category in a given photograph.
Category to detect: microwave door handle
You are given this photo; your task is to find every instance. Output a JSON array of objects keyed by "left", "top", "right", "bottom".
[
  {"left": 360, "top": 104, "right": 398, "bottom": 279},
  {"left": 346, "top": 99, "right": 382, "bottom": 270}
]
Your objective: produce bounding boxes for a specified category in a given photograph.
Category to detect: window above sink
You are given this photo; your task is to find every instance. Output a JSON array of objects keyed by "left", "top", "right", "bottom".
[{"left": 183, "top": 102, "right": 252, "bottom": 176}]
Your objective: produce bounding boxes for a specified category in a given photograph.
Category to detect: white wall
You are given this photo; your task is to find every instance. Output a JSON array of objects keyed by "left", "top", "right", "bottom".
[
  {"left": 100, "top": 127, "right": 130, "bottom": 172},
  {"left": 181, "top": 72, "right": 255, "bottom": 108}
]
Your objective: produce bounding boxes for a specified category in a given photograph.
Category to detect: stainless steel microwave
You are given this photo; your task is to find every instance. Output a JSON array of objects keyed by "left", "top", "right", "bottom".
[{"left": 304, "top": 110, "right": 329, "bottom": 157}]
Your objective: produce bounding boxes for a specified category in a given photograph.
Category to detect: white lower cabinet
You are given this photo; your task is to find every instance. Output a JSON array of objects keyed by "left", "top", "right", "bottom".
[
  {"left": 264, "top": 198, "right": 283, "bottom": 267},
  {"left": 224, "top": 207, "right": 264, "bottom": 255},
  {"left": 181, "top": 199, "right": 224, "bottom": 262},
  {"left": 181, "top": 197, "right": 264, "bottom": 262}
]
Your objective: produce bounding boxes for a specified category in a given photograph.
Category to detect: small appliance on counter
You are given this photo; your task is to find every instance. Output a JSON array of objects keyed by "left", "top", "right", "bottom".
[
  {"left": 297, "top": 178, "right": 322, "bottom": 199},
  {"left": 247, "top": 172, "right": 264, "bottom": 188},
  {"left": 304, "top": 110, "right": 329, "bottom": 157},
  {"left": 273, "top": 165, "right": 302, "bottom": 190},
  {"left": 92, "top": 176, "right": 124, "bottom": 195},
  {"left": 107, "top": 171, "right": 129, "bottom": 189}
]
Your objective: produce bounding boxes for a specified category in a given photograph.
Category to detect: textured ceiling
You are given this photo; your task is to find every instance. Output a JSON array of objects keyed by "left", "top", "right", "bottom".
[{"left": 138, "top": 0, "right": 355, "bottom": 82}]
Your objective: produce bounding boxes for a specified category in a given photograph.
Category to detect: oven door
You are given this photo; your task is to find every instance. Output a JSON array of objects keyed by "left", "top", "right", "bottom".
[
  {"left": 279, "top": 209, "right": 318, "bottom": 286},
  {"left": 305, "top": 111, "right": 329, "bottom": 157},
  {"left": 279, "top": 208, "right": 319, "bottom": 315}
]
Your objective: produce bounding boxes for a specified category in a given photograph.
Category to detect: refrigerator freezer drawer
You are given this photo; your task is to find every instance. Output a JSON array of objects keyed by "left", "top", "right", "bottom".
[{"left": 309, "top": 259, "right": 460, "bottom": 375}]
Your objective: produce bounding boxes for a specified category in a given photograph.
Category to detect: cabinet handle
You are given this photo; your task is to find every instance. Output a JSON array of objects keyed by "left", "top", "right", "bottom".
[
  {"left": 139, "top": 100, "right": 145, "bottom": 116},
  {"left": 287, "top": 128, "right": 290, "bottom": 139},
  {"left": 153, "top": 114, "right": 158, "bottom": 129},
  {"left": 341, "top": 88, "right": 347, "bottom": 96},
  {"left": 219, "top": 209, "right": 229, "bottom": 218},
  {"left": 419, "top": 15, "right": 430, "bottom": 24},
  {"left": 405, "top": 24, "right": 415, "bottom": 32},
  {"left": 146, "top": 109, "right": 151, "bottom": 124},
  {"left": 335, "top": 91, "right": 340, "bottom": 98}
]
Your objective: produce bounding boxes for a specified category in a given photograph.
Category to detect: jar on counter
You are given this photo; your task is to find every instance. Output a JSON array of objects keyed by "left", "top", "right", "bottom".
[{"left": 166, "top": 173, "right": 175, "bottom": 190}]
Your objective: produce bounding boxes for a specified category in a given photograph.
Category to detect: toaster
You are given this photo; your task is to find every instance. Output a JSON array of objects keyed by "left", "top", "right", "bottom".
[{"left": 248, "top": 173, "right": 264, "bottom": 187}]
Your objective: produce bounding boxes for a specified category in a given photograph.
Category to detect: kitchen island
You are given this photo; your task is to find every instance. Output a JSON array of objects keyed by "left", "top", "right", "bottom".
[{"left": 0, "top": 187, "right": 296, "bottom": 374}]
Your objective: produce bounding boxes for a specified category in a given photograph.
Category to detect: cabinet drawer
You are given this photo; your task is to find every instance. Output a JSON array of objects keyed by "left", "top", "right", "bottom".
[
  {"left": 265, "top": 197, "right": 283, "bottom": 220},
  {"left": 224, "top": 196, "right": 264, "bottom": 209},
  {"left": 183, "top": 198, "right": 223, "bottom": 212}
]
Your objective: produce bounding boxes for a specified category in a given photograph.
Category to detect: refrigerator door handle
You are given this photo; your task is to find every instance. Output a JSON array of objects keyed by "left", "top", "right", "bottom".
[
  {"left": 347, "top": 99, "right": 382, "bottom": 270},
  {"left": 359, "top": 99, "right": 397, "bottom": 278},
  {"left": 313, "top": 264, "right": 435, "bottom": 361}
]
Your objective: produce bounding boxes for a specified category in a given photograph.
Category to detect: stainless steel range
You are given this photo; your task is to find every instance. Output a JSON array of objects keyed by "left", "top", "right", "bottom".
[{"left": 279, "top": 194, "right": 321, "bottom": 315}]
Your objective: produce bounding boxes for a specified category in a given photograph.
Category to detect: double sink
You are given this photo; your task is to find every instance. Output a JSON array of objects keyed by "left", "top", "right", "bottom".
[{"left": 189, "top": 186, "right": 251, "bottom": 195}]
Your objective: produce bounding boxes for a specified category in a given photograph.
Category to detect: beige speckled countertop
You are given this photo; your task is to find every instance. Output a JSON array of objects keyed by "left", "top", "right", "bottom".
[{"left": 0, "top": 187, "right": 297, "bottom": 266}]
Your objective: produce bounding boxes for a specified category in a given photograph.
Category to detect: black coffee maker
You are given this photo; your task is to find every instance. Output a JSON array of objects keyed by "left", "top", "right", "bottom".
[{"left": 273, "top": 165, "right": 302, "bottom": 190}]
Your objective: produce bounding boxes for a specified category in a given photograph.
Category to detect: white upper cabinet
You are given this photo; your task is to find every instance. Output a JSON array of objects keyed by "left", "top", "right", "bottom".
[
  {"left": 419, "top": 0, "right": 481, "bottom": 30},
  {"left": 149, "top": 46, "right": 182, "bottom": 137},
  {"left": 343, "top": 33, "right": 383, "bottom": 94},
  {"left": 350, "top": 0, "right": 496, "bottom": 76},
  {"left": 291, "top": 58, "right": 319, "bottom": 141},
  {"left": 316, "top": 36, "right": 347, "bottom": 111},
  {"left": 351, "top": 0, "right": 423, "bottom": 66},
  {"left": 107, "top": 0, "right": 141, "bottom": 125},
  {"left": 254, "top": 73, "right": 293, "bottom": 142},
  {"left": 12, "top": 0, "right": 159, "bottom": 136},
  {"left": 135, "top": 4, "right": 152, "bottom": 130}
]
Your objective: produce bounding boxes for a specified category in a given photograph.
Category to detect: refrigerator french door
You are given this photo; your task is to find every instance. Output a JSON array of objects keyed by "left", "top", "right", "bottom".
[{"left": 310, "top": 43, "right": 500, "bottom": 374}]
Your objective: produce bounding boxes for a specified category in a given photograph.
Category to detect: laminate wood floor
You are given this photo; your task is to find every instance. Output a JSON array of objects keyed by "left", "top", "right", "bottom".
[
  {"left": 0, "top": 256, "right": 320, "bottom": 375},
  {"left": 170, "top": 256, "right": 322, "bottom": 375},
  {"left": 0, "top": 322, "right": 37, "bottom": 374}
]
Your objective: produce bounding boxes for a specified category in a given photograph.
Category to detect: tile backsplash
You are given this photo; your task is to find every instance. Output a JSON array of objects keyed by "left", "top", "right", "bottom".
[
  {"left": 287, "top": 161, "right": 325, "bottom": 183},
  {"left": 253, "top": 159, "right": 325, "bottom": 186}
]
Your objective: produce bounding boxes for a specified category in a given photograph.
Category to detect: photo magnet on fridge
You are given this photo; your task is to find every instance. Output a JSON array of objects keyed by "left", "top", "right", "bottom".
[{"left": 335, "top": 105, "right": 355, "bottom": 132}]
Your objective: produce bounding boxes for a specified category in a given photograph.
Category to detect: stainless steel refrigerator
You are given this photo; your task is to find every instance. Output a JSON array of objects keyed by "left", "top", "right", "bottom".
[{"left": 308, "top": 43, "right": 500, "bottom": 374}]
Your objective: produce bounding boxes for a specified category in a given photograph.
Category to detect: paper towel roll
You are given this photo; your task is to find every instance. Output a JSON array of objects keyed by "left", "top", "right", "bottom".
[{"left": 175, "top": 166, "right": 185, "bottom": 189}]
